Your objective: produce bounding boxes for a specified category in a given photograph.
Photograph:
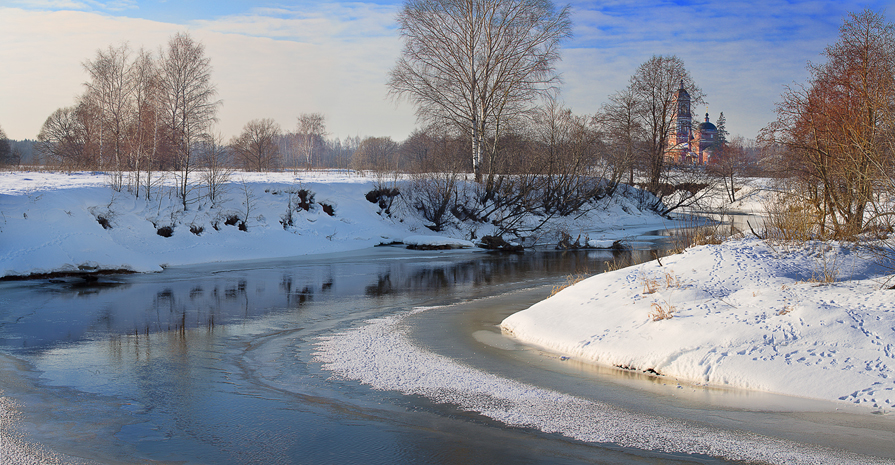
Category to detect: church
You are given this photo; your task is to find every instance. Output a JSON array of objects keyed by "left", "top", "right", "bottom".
[{"left": 666, "top": 81, "right": 718, "bottom": 165}]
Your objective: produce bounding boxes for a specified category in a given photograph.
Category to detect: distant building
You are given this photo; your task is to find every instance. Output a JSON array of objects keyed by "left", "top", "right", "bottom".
[
  {"left": 665, "top": 81, "right": 718, "bottom": 165},
  {"left": 696, "top": 113, "right": 717, "bottom": 164}
]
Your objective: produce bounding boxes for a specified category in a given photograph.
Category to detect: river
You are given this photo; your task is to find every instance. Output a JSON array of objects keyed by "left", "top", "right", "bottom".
[{"left": 0, "top": 233, "right": 892, "bottom": 464}]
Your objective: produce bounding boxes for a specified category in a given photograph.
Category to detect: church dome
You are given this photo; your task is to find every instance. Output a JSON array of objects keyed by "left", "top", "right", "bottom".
[{"left": 699, "top": 113, "right": 716, "bottom": 132}]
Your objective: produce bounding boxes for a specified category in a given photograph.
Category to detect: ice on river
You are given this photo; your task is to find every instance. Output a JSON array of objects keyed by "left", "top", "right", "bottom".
[{"left": 313, "top": 305, "right": 890, "bottom": 464}]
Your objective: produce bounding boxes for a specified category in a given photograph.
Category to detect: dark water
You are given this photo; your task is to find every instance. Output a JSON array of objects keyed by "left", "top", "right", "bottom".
[
  {"left": 0, "top": 241, "right": 892, "bottom": 464},
  {"left": 2, "top": 244, "right": 712, "bottom": 464}
]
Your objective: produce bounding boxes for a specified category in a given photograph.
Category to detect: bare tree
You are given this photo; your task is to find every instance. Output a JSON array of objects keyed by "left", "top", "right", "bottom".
[
  {"left": 159, "top": 32, "right": 220, "bottom": 210},
  {"left": 387, "top": 0, "right": 572, "bottom": 185},
  {"left": 626, "top": 55, "right": 704, "bottom": 194},
  {"left": 762, "top": 9, "right": 895, "bottom": 238},
  {"left": 37, "top": 106, "right": 91, "bottom": 170},
  {"left": 598, "top": 86, "right": 643, "bottom": 186},
  {"left": 708, "top": 135, "right": 748, "bottom": 203},
  {"left": 129, "top": 47, "right": 162, "bottom": 200},
  {"left": 294, "top": 113, "right": 326, "bottom": 169},
  {"left": 351, "top": 136, "right": 400, "bottom": 172},
  {"left": 526, "top": 96, "right": 608, "bottom": 215},
  {"left": 230, "top": 118, "right": 282, "bottom": 171},
  {"left": 83, "top": 44, "right": 134, "bottom": 191},
  {"left": 197, "top": 133, "right": 232, "bottom": 206}
]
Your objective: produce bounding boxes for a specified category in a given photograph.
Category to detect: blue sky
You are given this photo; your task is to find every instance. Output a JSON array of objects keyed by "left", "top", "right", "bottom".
[{"left": 0, "top": 0, "right": 892, "bottom": 142}]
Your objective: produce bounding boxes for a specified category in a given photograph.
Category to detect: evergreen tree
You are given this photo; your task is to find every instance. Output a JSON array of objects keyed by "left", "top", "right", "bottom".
[
  {"left": 716, "top": 112, "right": 729, "bottom": 147},
  {"left": 0, "top": 125, "right": 11, "bottom": 166}
]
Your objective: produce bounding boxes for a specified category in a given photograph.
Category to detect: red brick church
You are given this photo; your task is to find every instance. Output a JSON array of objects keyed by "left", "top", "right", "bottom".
[{"left": 666, "top": 81, "right": 718, "bottom": 165}]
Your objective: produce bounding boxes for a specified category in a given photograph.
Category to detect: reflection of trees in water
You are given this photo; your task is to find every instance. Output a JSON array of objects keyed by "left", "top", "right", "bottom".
[
  {"left": 280, "top": 274, "right": 330, "bottom": 309},
  {"left": 16, "top": 250, "right": 663, "bottom": 351},
  {"left": 363, "top": 249, "right": 659, "bottom": 298},
  {"left": 365, "top": 274, "right": 394, "bottom": 297}
]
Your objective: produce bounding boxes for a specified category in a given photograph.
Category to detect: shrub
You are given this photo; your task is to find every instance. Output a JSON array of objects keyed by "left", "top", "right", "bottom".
[
  {"left": 321, "top": 203, "right": 335, "bottom": 216},
  {"left": 758, "top": 194, "right": 822, "bottom": 242},
  {"left": 190, "top": 224, "right": 204, "bottom": 236},
  {"left": 365, "top": 187, "right": 399, "bottom": 215},
  {"left": 549, "top": 273, "right": 588, "bottom": 297},
  {"left": 96, "top": 216, "right": 112, "bottom": 230},
  {"left": 157, "top": 225, "right": 174, "bottom": 237}
]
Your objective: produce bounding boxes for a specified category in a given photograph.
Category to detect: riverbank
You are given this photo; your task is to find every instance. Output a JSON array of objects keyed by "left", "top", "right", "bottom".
[
  {"left": 501, "top": 236, "right": 895, "bottom": 411},
  {"left": 0, "top": 170, "right": 665, "bottom": 279}
]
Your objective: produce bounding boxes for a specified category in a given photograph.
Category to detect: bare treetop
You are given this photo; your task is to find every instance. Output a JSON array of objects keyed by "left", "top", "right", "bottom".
[{"left": 388, "top": 0, "right": 572, "bottom": 184}]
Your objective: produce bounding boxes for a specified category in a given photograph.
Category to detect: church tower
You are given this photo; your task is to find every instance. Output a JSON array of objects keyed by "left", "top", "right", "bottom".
[{"left": 667, "top": 80, "right": 691, "bottom": 163}]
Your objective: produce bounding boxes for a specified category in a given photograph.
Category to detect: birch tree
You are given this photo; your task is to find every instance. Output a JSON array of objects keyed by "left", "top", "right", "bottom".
[
  {"left": 159, "top": 32, "right": 220, "bottom": 210},
  {"left": 83, "top": 43, "right": 133, "bottom": 190},
  {"left": 294, "top": 113, "right": 326, "bottom": 169},
  {"left": 387, "top": 0, "right": 572, "bottom": 185}
]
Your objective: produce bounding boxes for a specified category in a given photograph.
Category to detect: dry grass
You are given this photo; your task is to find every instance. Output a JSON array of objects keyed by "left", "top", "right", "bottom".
[
  {"left": 641, "top": 276, "right": 659, "bottom": 294},
  {"left": 549, "top": 273, "right": 588, "bottom": 297},
  {"left": 757, "top": 193, "right": 824, "bottom": 243},
  {"left": 649, "top": 301, "right": 676, "bottom": 321},
  {"left": 641, "top": 270, "right": 682, "bottom": 294},
  {"left": 808, "top": 245, "right": 840, "bottom": 283},
  {"left": 664, "top": 270, "right": 682, "bottom": 289},
  {"left": 669, "top": 215, "right": 739, "bottom": 255},
  {"left": 604, "top": 259, "right": 623, "bottom": 273}
]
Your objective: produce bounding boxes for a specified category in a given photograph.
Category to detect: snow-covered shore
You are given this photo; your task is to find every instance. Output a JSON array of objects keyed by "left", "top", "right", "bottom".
[
  {"left": 501, "top": 237, "right": 895, "bottom": 410},
  {"left": 0, "top": 170, "right": 661, "bottom": 279}
]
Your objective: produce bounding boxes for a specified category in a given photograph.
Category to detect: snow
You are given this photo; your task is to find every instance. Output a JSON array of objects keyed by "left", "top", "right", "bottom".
[
  {"left": 0, "top": 170, "right": 660, "bottom": 278},
  {"left": 502, "top": 238, "right": 895, "bottom": 410},
  {"left": 587, "top": 239, "right": 619, "bottom": 248},
  {"left": 4, "top": 170, "right": 894, "bottom": 463},
  {"left": 0, "top": 171, "right": 415, "bottom": 277},
  {"left": 314, "top": 306, "right": 885, "bottom": 464}
]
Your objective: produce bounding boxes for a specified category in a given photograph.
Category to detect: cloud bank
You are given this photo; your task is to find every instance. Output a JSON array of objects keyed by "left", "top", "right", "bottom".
[{"left": 1, "top": 1, "right": 891, "bottom": 142}]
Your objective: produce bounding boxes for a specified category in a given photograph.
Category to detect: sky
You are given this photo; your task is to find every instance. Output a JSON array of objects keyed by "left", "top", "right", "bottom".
[{"left": 0, "top": 0, "right": 892, "bottom": 143}]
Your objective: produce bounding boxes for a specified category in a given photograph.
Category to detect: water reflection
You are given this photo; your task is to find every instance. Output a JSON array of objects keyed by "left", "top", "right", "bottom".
[
  {"left": 0, "top": 245, "right": 752, "bottom": 465},
  {"left": 0, "top": 248, "right": 656, "bottom": 356}
]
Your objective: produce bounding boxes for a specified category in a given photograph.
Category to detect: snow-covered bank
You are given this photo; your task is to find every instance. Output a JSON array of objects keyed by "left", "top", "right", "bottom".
[
  {"left": 0, "top": 171, "right": 664, "bottom": 279},
  {"left": 502, "top": 238, "right": 895, "bottom": 410}
]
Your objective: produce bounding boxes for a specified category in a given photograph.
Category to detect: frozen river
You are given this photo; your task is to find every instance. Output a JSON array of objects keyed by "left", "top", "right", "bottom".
[{"left": 1, "top": 236, "right": 893, "bottom": 464}]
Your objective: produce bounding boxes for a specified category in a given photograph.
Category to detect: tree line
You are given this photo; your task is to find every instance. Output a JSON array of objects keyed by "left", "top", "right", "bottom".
[{"left": 25, "top": 22, "right": 744, "bottom": 219}]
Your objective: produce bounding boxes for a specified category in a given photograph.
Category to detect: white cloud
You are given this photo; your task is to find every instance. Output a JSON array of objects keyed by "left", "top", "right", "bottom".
[
  {"left": 1, "top": 0, "right": 891, "bottom": 142},
  {"left": 7, "top": 0, "right": 90, "bottom": 9},
  {"left": 0, "top": 7, "right": 416, "bottom": 141}
]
